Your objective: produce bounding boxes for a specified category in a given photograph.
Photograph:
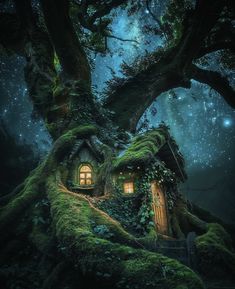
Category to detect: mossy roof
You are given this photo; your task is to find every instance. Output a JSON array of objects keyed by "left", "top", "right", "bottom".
[
  {"left": 69, "top": 137, "right": 105, "bottom": 163},
  {"left": 113, "top": 126, "right": 187, "bottom": 181}
]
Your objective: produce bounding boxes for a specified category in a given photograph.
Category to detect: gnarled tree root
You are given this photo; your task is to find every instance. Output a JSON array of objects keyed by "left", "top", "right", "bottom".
[
  {"left": 46, "top": 174, "right": 205, "bottom": 289},
  {"left": 0, "top": 163, "right": 47, "bottom": 236},
  {"left": 42, "top": 261, "right": 68, "bottom": 289}
]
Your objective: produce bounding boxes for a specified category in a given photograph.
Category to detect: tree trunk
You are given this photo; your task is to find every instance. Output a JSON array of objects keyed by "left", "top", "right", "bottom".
[{"left": 1, "top": 1, "right": 235, "bottom": 288}]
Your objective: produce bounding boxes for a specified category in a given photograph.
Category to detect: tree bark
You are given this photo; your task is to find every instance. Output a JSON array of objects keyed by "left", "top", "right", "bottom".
[
  {"left": 40, "top": 0, "right": 91, "bottom": 84},
  {"left": 1, "top": 1, "right": 235, "bottom": 288}
]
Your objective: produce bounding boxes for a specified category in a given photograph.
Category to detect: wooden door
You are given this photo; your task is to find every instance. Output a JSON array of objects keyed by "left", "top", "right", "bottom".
[{"left": 151, "top": 181, "right": 168, "bottom": 235}]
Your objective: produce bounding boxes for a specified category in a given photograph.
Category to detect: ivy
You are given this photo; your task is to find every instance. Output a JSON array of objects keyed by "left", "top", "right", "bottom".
[
  {"left": 93, "top": 224, "right": 114, "bottom": 239},
  {"left": 135, "top": 160, "right": 177, "bottom": 234},
  {"left": 97, "top": 160, "right": 178, "bottom": 236}
]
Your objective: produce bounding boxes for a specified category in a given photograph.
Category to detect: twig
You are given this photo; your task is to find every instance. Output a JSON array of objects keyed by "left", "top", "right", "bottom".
[{"left": 107, "top": 34, "right": 139, "bottom": 44}]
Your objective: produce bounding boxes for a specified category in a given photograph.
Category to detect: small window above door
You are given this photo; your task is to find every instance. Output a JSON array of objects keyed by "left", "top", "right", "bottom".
[{"left": 123, "top": 180, "right": 134, "bottom": 194}]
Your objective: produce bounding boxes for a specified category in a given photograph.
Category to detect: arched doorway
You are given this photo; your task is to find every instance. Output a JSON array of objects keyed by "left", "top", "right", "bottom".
[{"left": 151, "top": 181, "right": 168, "bottom": 235}]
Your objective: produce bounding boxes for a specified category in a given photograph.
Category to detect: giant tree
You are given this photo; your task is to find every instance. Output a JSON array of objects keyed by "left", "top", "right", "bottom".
[{"left": 0, "top": 0, "right": 235, "bottom": 288}]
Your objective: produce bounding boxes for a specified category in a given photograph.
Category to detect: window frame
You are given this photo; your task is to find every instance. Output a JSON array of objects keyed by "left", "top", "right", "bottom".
[{"left": 78, "top": 164, "right": 93, "bottom": 186}]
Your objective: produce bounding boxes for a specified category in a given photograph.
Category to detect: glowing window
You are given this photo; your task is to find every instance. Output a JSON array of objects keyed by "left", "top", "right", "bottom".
[
  {"left": 79, "top": 165, "right": 93, "bottom": 186},
  {"left": 124, "top": 181, "right": 134, "bottom": 194}
]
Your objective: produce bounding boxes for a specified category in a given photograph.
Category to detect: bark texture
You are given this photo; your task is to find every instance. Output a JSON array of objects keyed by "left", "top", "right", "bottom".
[{"left": 0, "top": 0, "right": 235, "bottom": 288}]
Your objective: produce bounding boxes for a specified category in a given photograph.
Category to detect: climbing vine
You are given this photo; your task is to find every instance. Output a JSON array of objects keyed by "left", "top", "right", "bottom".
[
  {"left": 136, "top": 160, "right": 177, "bottom": 234},
  {"left": 97, "top": 159, "right": 179, "bottom": 236}
]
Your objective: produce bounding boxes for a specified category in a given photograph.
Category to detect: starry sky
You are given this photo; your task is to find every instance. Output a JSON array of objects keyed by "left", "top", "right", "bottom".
[{"left": 0, "top": 3, "right": 235, "bottom": 222}]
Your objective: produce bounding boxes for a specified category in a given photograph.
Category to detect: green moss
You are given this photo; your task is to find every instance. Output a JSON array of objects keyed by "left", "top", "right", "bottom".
[
  {"left": 50, "top": 125, "right": 98, "bottom": 162},
  {"left": 113, "top": 128, "right": 168, "bottom": 171},
  {"left": 71, "top": 124, "right": 98, "bottom": 137},
  {"left": 47, "top": 178, "right": 135, "bottom": 246},
  {"left": 0, "top": 164, "right": 46, "bottom": 234},
  {"left": 137, "top": 228, "right": 158, "bottom": 249},
  {"left": 46, "top": 122, "right": 58, "bottom": 136},
  {"left": 28, "top": 198, "right": 52, "bottom": 253},
  {"left": 196, "top": 223, "right": 235, "bottom": 278},
  {"left": 53, "top": 52, "right": 61, "bottom": 73},
  {"left": 58, "top": 125, "right": 97, "bottom": 144},
  {"left": 96, "top": 194, "right": 142, "bottom": 237},
  {"left": 30, "top": 224, "right": 51, "bottom": 253},
  {"left": 47, "top": 175, "right": 204, "bottom": 289},
  {"left": 198, "top": 223, "right": 232, "bottom": 248}
]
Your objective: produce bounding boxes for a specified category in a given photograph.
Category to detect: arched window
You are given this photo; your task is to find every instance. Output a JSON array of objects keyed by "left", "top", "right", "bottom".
[{"left": 79, "top": 165, "right": 93, "bottom": 185}]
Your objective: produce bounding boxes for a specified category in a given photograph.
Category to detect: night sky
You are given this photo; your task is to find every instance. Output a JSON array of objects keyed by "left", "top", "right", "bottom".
[{"left": 0, "top": 3, "right": 235, "bottom": 222}]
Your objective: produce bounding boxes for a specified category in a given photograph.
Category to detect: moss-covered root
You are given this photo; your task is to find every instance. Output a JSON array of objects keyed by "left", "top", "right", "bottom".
[
  {"left": 0, "top": 126, "right": 97, "bottom": 240},
  {"left": 52, "top": 183, "right": 139, "bottom": 248},
  {"left": 0, "top": 163, "right": 46, "bottom": 236},
  {"left": 0, "top": 182, "right": 25, "bottom": 207},
  {"left": 47, "top": 176, "right": 205, "bottom": 289},
  {"left": 196, "top": 223, "right": 235, "bottom": 278},
  {"left": 42, "top": 261, "right": 68, "bottom": 289},
  {"left": 174, "top": 198, "right": 207, "bottom": 235}
]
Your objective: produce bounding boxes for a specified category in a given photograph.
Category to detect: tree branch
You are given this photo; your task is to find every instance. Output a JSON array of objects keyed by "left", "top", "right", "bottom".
[
  {"left": 197, "top": 40, "right": 235, "bottom": 58},
  {"left": 196, "top": 22, "right": 235, "bottom": 58},
  {"left": 90, "top": 0, "right": 127, "bottom": 24},
  {"left": 104, "top": 0, "right": 235, "bottom": 132},
  {"left": 75, "top": 0, "right": 127, "bottom": 29},
  {"left": 175, "top": 0, "right": 227, "bottom": 68},
  {"left": 104, "top": 51, "right": 191, "bottom": 132},
  {"left": 190, "top": 64, "right": 235, "bottom": 108},
  {"left": 84, "top": 33, "right": 139, "bottom": 54},
  {"left": 107, "top": 34, "right": 139, "bottom": 44}
]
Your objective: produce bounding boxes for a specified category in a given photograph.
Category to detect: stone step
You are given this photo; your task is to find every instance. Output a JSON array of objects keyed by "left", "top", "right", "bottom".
[
  {"left": 155, "top": 239, "right": 190, "bottom": 266},
  {"left": 154, "top": 233, "right": 198, "bottom": 268}
]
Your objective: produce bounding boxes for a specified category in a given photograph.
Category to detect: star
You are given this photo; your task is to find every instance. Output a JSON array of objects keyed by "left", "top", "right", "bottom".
[{"left": 223, "top": 118, "right": 232, "bottom": 128}]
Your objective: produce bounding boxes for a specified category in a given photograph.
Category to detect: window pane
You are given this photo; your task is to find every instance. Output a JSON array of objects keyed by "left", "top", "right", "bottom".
[
  {"left": 86, "top": 173, "right": 91, "bottom": 178},
  {"left": 80, "top": 173, "right": 85, "bottom": 179},
  {"left": 80, "top": 179, "right": 85, "bottom": 185},
  {"left": 124, "top": 182, "right": 134, "bottom": 194},
  {"left": 86, "top": 179, "right": 92, "bottom": 185}
]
